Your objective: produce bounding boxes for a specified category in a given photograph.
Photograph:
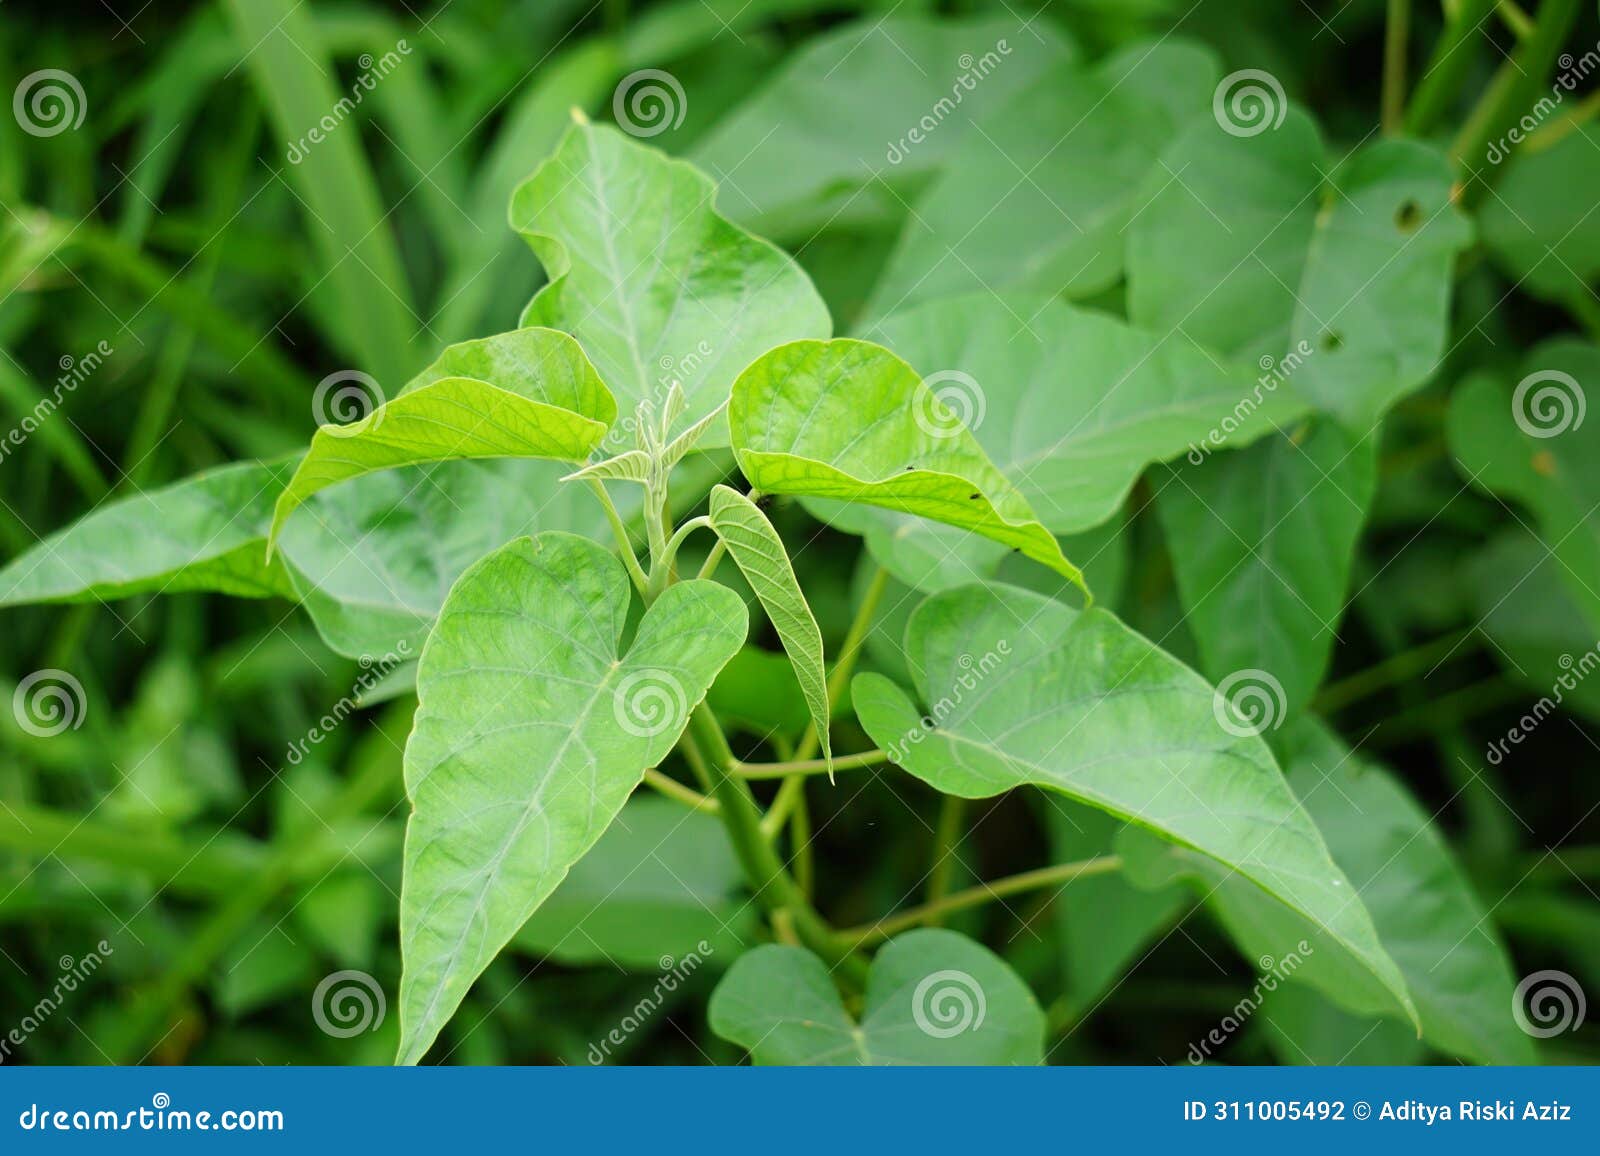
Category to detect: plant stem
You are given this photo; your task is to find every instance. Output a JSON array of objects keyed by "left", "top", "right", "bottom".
[
  {"left": 924, "top": 796, "right": 966, "bottom": 924},
  {"left": 641, "top": 768, "right": 719, "bottom": 813},
  {"left": 1313, "top": 627, "right": 1476, "bottom": 713},
  {"left": 1383, "top": 0, "right": 1411, "bottom": 134},
  {"left": 649, "top": 515, "right": 712, "bottom": 600},
  {"left": 735, "top": 748, "right": 889, "bottom": 779},
  {"left": 585, "top": 477, "right": 650, "bottom": 596},
  {"left": 1406, "top": 0, "right": 1498, "bottom": 134},
  {"left": 696, "top": 539, "right": 728, "bottom": 580},
  {"left": 791, "top": 788, "right": 814, "bottom": 900},
  {"left": 836, "top": 856, "right": 1124, "bottom": 948}
]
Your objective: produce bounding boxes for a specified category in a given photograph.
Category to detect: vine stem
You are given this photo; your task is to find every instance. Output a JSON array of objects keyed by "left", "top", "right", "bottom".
[
  {"left": 1406, "top": 0, "right": 1497, "bottom": 134},
  {"left": 834, "top": 855, "right": 1124, "bottom": 948},
  {"left": 585, "top": 477, "right": 650, "bottom": 596},
  {"left": 1312, "top": 627, "right": 1476, "bottom": 713},
  {"left": 648, "top": 515, "right": 712, "bottom": 600},
  {"left": 735, "top": 748, "right": 888, "bottom": 779},
  {"left": 923, "top": 795, "right": 966, "bottom": 924},
  {"left": 642, "top": 768, "right": 719, "bottom": 813},
  {"left": 1382, "top": 0, "right": 1410, "bottom": 134}
]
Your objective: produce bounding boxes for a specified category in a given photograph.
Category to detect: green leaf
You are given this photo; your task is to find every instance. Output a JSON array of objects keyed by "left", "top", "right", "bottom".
[
  {"left": 706, "top": 485, "right": 830, "bottom": 769},
  {"left": 691, "top": 15, "right": 1075, "bottom": 240},
  {"left": 707, "top": 647, "right": 814, "bottom": 737},
  {"left": 709, "top": 928, "right": 1044, "bottom": 1065},
  {"left": 1157, "top": 420, "right": 1377, "bottom": 719},
  {"left": 865, "top": 40, "right": 1217, "bottom": 317},
  {"left": 1259, "top": 984, "right": 1426, "bottom": 1066},
  {"left": 729, "top": 339, "right": 1086, "bottom": 594},
  {"left": 0, "top": 459, "right": 299, "bottom": 605},
  {"left": 270, "top": 328, "right": 615, "bottom": 547},
  {"left": 398, "top": 532, "right": 746, "bottom": 1064},
  {"left": 1448, "top": 341, "right": 1600, "bottom": 628},
  {"left": 1480, "top": 123, "right": 1600, "bottom": 304},
  {"left": 869, "top": 294, "right": 1307, "bottom": 535},
  {"left": 511, "top": 122, "right": 830, "bottom": 440},
  {"left": 851, "top": 583, "right": 1415, "bottom": 1029},
  {"left": 1128, "top": 109, "right": 1471, "bottom": 429},
  {"left": 516, "top": 796, "right": 757, "bottom": 968},
  {"left": 1122, "top": 721, "right": 1535, "bottom": 1065}
]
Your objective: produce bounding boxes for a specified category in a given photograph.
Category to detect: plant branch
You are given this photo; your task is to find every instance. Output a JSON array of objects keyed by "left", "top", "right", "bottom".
[
  {"left": 735, "top": 748, "right": 889, "bottom": 779},
  {"left": 585, "top": 477, "right": 650, "bottom": 596},
  {"left": 924, "top": 795, "right": 966, "bottom": 924},
  {"left": 1313, "top": 627, "right": 1477, "bottom": 713},
  {"left": 642, "top": 768, "right": 719, "bottom": 813},
  {"left": 1383, "top": 0, "right": 1411, "bottom": 134}
]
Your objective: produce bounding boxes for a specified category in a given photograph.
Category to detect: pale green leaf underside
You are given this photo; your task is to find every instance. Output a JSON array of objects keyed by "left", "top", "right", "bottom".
[
  {"left": 730, "top": 339, "right": 1086, "bottom": 595},
  {"left": 1122, "top": 721, "right": 1533, "bottom": 1065},
  {"left": 271, "top": 328, "right": 615, "bottom": 546},
  {"left": 851, "top": 583, "right": 1414, "bottom": 1029},
  {"left": 708, "top": 928, "right": 1044, "bottom": 1065},
  {"left": 0, "top": 458, "right": 299, "bottom": 606},
  {"left": 707, "top": 485, "right": 830, "bottom": 769},
  {"left": 397, "top": 532, "right": 746, "bottom": 1063},
  {"left": 869, "top": 294, "right": 1306, "bottom": 534},
  {"left": 511, "top": 122, "right": 830, "bottom": 441}
]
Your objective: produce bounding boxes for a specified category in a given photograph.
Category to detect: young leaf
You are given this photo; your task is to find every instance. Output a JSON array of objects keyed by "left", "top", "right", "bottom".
[
  {"left": 865, "top": 40, "right": 1218, "bottom": 317},
  {"left": 728, "top": 339, "right": 1087, "bottom": 595},
  {"left": 706, "top": 485, "right": 831, "bottom": 770},
  {"left": 1156, "top": 420, "right": 1378, "bottom": 720},
  {"left": 1128, "top": 109, "right": 1470, "bottom": 429},
  {"left": 511, "top": 122, "right": 830, "bottom": 440},
  {"left": 868, "top": 294, "right": 1307, "bottom": 534},
  {"left": 851, "top": 583, "right": 1415, "bottom": 1029},
  {"left": 709, "top": 928, "right": 1044, "bottom": 1065},
  {"left": 0, "top": 459, "right": 299, "bottom": 605},
  {"left": 1121, "top": 721, "right": 1535, "bottom": 1065},
  {"left": 398, "top": 532, "right": 745, "bottom": 1064},
  {"left": 269, "top": 328, "right": 615, "bottom": 547}
]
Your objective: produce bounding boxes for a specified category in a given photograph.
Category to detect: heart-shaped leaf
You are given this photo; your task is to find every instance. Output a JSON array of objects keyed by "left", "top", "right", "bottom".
[
  {"left": 729, "top": 339, "right": 1086, "bottom": 595},
  {"left": 709, "top": 928, "right": 1044, "bottom": 1064},
  {"left": 270, "top": 328, "right": 615, "bottom": 547},
  {"left": 851, "top": 583, "right": 1415, "bottom": 1028},
  {"left": 0, "top": 458, "right": 299, "bottom": 606},
  {"left": 512, "top": 122, "right": 830, "bottom": 441},
  {"left": 397, "top": 532, "right": 746, "bottom": 1063}
]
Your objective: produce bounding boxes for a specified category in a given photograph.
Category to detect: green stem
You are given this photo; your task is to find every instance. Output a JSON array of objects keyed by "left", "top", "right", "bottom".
[
  {"left": 649, "top": 515, "right": 712, "bottom": 600},
  {"left": 1407, "top": 0, "right": 1498, "bottom": 134},
  {"left": 735, "top": 748, "right": 889, "bottom": 779},
  {"left": 793, "top": 565, "right": 891, "bottom": 764},
  {"left": 837, "top": 856, "right": 1124, "bottom": 948},
  {"left": 924, "top": 795, "right": 966, "bottom": 924},
  {"left": 1383, "top": 0, "right": 1411, "bottom": 134},
  {"left": 696, "top": 539, "right": 728, "bottom": 581},
  {"left": 1313, "top": 627, "right": 1476, "bottom": 713},
  {"left": 642, "top": 768, "right": 719, "bottom": 813},
  {"left": 585, "top": 478, "right": 650, "bottom": 596}
]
